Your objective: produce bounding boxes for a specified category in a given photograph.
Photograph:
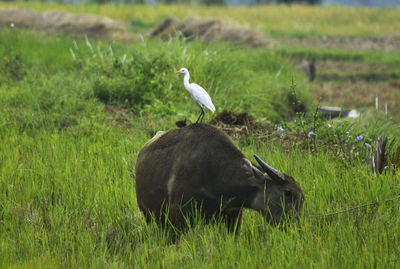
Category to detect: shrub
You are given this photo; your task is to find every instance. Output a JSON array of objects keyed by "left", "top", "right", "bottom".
[{"left": 70, "top": 38, "right": 176, "bottom": 115}]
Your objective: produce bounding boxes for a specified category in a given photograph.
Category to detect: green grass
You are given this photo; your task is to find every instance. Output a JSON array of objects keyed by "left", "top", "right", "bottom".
[{"left": 1, "top": 28, "right": 400, "bottom": 268}]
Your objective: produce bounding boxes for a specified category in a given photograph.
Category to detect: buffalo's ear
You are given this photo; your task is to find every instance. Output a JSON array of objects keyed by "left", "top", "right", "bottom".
[
  {"left": 243, "top": 158, "right": 268, "bottom": 183},
  {"left": 242, "top": 158, "right": 255, "bottom": 176},
  {"left": 252, "top": 165, "right": 265, "bottom": 179},
  {"left": 253, "top": 154, "right": 286, "bottom": 184}
]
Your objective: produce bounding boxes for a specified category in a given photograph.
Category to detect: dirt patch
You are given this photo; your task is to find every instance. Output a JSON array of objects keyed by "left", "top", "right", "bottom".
[
  {"left": 209, "top": 110, "right": 308, "bottom": 152},
  {"left": 291, "top": 58, "right": 400, "bottom": 118},
  {"left": 293, "top": 58, "right": 400, "bottom": 82},
  {"left": 293, "top": 58, "right": 398, "bottom": 74},
  {"left": 0, "top": 8, "right": 133, "bottom": 40},
  {"left": 210, "top": 110, "right": 256, "bottom": 126},
  {"left": 103, "top": 105, "right": 132, "bottom": 126},
  {"left": 317, "top": 72, "right": 400, "bottom": 83},
  {"left": 210, "top": 110, "right": 265, "bottom": 136},
  {"left": 317, "top": 60, "right": 397, "bottom": 73},
  {"left": 310, "top": 82, "right": 400, "bottom": 118},
  {"left": 276, "top": 35, "right": 400, "bottom": 52},
  {"left": 149, "top": 17, "right": 272, "bottom": 48}
]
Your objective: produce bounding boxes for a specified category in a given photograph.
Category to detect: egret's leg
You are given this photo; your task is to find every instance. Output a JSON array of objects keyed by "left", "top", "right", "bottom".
[
  {"left": 195, "top": 111, "right": 202, "bottom": 124},
  {"left": 200, "top": 109, "right": 205, "bottom": 123},
  {"left": 195, "top": 107, "right": 204, "bottom": 124}
]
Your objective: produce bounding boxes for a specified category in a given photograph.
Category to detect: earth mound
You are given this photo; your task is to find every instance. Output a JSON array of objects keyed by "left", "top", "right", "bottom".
[
  {"left": 210, "top": 110, "right": 305, "bottom": 152},
  {"left": 0, "top": 8, "right": 132, "bottom": 40},
  {"left": 149, "top": 17, "right": 271, "bottom": 48},
  {"left": 210, "top": 110, "right": 269, "bottom": 137},
  {"left": 211, "top": 110, "right": 256, "bottom": 126}
]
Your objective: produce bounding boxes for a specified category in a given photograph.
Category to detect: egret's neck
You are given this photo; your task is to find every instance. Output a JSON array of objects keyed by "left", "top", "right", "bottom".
[{"left": 183, "top": 72, "right": 190, "bottom": 88}]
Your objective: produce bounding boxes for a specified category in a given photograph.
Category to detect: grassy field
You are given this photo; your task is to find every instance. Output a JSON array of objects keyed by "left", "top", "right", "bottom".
[
  {"left": 1, "top": 3, "right": 400, "bottom": 268},
  {"left": 1, "top": 2, "right": 400, "bottom": 37}
]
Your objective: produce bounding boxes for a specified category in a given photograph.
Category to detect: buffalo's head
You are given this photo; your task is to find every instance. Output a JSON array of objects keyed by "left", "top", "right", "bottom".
[{"left": 252, "top": 154, "right": 305, "bottom": 224}]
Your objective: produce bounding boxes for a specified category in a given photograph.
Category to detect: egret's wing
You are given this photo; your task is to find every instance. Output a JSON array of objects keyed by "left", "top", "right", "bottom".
[{"left": 188, "top": 83, "right": 216, "bottom": 112}]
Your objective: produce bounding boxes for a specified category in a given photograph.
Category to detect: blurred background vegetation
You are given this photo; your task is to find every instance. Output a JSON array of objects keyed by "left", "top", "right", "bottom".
[{"left": 2, "top": 0, "right": 399, "bottom": 6}]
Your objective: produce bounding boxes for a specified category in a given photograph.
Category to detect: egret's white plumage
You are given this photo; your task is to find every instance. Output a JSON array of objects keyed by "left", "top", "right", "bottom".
[{"left": 176, "top": 67, "right": 215, "bottom": 123}]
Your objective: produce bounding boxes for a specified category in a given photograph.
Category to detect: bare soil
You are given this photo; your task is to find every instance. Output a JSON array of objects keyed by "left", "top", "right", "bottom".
[
  {"left": 293, "top": 59, "right": 398, "bottom": 74},
  {"left": 209, "top": 110, "right": 267, "bottom": 138},
  {"left": 275, "top": 35, "right": 400, "bottom": 52},
  {"left": 209, "top": 110, "right": 311, "bottom": 152},
  {"left": 310, "top": 81, "right": 400, "bottom": 117}
]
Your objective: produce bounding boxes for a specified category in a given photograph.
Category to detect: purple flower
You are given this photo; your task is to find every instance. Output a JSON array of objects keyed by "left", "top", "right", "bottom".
[
  {"left": 277, "top": 125, "right": 284, "bottom": 132},
  {"left": 307, "top": 131, "right": 314, "bottom": 138},
  {"left": 364, "top": 142, "right": 371, "bottom": 148},
  {"left": 356, "top": 135, "right": 363, "bottom": 140}
]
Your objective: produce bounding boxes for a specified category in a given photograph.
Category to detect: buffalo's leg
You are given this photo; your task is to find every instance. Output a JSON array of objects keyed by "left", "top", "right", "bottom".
[
  {"left": 164, "top": 203, "right": 186, "bottom": 230},
  {"left": 223, "top": 208, "right": 243, "bottom": 234}
]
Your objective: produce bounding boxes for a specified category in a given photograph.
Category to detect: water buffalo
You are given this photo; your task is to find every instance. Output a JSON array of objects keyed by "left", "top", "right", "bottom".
[{"left": 135, "top": 124, "right": 304, "bottom": 232}]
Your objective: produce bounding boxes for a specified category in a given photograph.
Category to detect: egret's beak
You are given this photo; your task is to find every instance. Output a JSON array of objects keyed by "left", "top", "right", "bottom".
[{"left": 175, "top": 70, "right": 181, "bottom": 74}]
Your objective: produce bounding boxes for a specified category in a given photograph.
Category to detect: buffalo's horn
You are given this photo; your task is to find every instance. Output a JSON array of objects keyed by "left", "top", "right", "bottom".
[{"left": 254, "top": 154, "right": 286, "bottom": 183}]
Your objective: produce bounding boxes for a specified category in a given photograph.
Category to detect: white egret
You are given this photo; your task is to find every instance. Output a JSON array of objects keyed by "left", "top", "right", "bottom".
[{"left": 176, "top": 67, "right": 215, "bottom": 123}]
